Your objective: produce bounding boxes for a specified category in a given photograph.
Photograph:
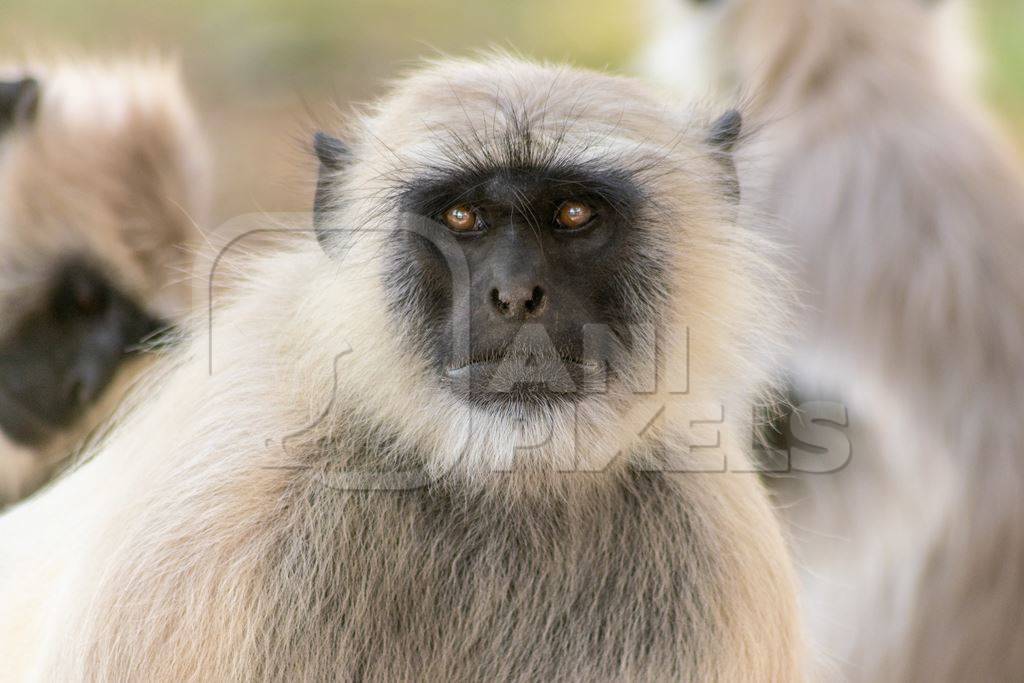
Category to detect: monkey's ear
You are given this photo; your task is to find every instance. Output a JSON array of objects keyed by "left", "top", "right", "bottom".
[
  {"left": 706, "top": 109, "right": 742, "bottom": 203},
  {"left": 313, "top": 132, "right": 352, "bottom": 253},
  {"left": 0, "top": 78, "right": 40, "bottom": 131},
  {"left": 707, "top": 109, "right": 742, "bottom": 153},
  {"left": 314, "top": 131, "right": 351, "bottom": 171}
]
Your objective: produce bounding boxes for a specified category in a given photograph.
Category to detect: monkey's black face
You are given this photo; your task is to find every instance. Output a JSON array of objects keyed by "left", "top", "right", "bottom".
[
  {"left": 387, "top": 164, "right": 665, "bottom": 409},
  {"left": 0, "top": 261, "right": 166, "bottom": 447}
]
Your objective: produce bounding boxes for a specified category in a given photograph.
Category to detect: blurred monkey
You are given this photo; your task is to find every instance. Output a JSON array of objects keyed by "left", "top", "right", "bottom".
[
  {"left": 0, "top": 60, "right": 208, "bottom": 506},
  {"left": 643, "top": 0, "right": 1024, "bottom": 679}
]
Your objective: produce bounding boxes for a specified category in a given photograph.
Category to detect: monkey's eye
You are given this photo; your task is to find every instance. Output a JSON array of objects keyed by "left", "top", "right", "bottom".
[
  {"left": 52, "top": 270, "right": 108, "bottom": 320},
  {"left": 555, "top": 200, "right": 595, "bottom": 230},
  {"left": 443, "top": 204, "right": 480, "bottom": 232},
  {"left": 70, "top": 277, "right": 106, "bottom": 316}
]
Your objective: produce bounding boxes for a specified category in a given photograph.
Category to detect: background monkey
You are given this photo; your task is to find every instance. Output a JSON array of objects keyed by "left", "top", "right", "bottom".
[
  {"left": 643, "top": 0, "right": 1024, "bottom": 679},
  {"left": 0, "top": 57, "right": 802, "bottom": 680},
  {"left": 0, "top": 59, "right": 209, "bottom": 506}
]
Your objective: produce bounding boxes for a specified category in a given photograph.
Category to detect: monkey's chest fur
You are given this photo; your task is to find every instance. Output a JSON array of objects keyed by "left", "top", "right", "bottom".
[{"left": 244, "top": 460, "right": 722, "bottom": 682}]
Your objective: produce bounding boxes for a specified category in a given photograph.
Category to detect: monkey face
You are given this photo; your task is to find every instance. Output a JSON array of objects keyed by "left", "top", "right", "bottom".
[
  {"left": 0, "top": 261, "right": 166, "bottom": 447},
  {"left": 311, "top": 58, "right": 748, "bottom": 426},
  {"left": 387, "top": 164, "right": 658, "bottom": 409},
  {"left": 0, "top": 63, "right": 206, "bottom": 456},
  {"left": 311, "top": 61, "right": 748, "bottom": 419}
]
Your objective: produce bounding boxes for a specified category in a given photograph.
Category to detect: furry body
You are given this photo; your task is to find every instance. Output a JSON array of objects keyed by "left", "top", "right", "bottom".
[{"left": 644, "top": 1, "right": 1024, "bottom": 679}]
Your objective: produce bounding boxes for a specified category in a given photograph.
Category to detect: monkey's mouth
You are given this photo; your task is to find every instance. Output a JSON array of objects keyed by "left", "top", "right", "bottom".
[{"left": 443, "top": 352, "right": 606, "bottom": 404}]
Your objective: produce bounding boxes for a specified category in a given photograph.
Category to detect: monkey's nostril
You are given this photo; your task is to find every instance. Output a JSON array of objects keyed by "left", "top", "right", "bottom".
[
  {"left": 524, "top": 286, "right": 545, "bottom": 315},
  {"left": 491, "top": 288, "right": 510, "bottom": 313},
  {"left": 491, "top": 285, "right": 545, "bottom": 318}
]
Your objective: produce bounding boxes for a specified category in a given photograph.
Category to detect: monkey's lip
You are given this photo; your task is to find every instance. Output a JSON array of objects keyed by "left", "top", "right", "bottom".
[
  {"left": 445, "top": 355, "right": 601, "bottom": 375},
  {"left": 443, "top": 355, "right": 604, "bottom": 398},
  {"left": 448, "top": 356, "right": 598, "bottom": 370}
]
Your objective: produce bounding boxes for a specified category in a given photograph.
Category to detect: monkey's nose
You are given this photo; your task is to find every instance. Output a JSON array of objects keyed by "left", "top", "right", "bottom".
[
  {"left": 65, "top": 362, "right": 105, "bottom": 408},
  {"left": 490, "top": 284, "right": 546, "bottom": 320}
]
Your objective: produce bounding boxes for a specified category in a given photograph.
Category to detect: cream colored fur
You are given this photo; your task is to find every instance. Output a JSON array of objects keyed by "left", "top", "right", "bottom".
[
  {"left": 643, "top": 0, "right": 1024, "bottom": 679},
  {"left": 0, "top": 57, "right": 802, "bottom": 680},
  {"left": 0, "top": 58, "right": 209, "bottom": 505}
]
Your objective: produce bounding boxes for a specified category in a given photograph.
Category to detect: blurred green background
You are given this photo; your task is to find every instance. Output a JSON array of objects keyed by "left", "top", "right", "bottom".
[{"left": 2, "top": 0, "right": 1021, "bottom": 222}]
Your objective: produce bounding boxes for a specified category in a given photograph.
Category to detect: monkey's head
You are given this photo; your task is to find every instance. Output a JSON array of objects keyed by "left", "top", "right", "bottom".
[
  {"left": 642, "top": 0, "right": 971, "bottom": 109},
  {"left": 308, "top": 57, "right": 780, "bottom": 475},
  {"left": 0, "top": 61, "right": 208, "bottom": 456}
]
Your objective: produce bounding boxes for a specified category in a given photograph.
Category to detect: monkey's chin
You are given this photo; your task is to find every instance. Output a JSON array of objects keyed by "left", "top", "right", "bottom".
[{"left": 443, "top": 357, "right": 605, "bottom": 410}]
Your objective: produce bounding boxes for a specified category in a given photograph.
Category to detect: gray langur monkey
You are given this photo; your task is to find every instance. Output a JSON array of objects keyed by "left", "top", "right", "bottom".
[
  {"left": 643, "top": 0, "right": 1024, "bottom": 680},
  {"left": 0, "top": 59, "right": 209, "bottom": 506},
  {"left": 0, "top": 57, "right": 803, "bottom": 680}
]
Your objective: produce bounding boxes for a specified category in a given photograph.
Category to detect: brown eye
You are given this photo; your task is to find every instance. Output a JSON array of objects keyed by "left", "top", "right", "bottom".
[
  {"left": 53, "top": 268, "right": 107, "bottom": 319},
  {"left": 71, "top": 278, "right": 103, "bottom": 315},
  {"left": 556, "top": 201, "right": 594, "bottom": 230},
  {"left": 443, "top": 204, "right": 478, "bottom": 232}
]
